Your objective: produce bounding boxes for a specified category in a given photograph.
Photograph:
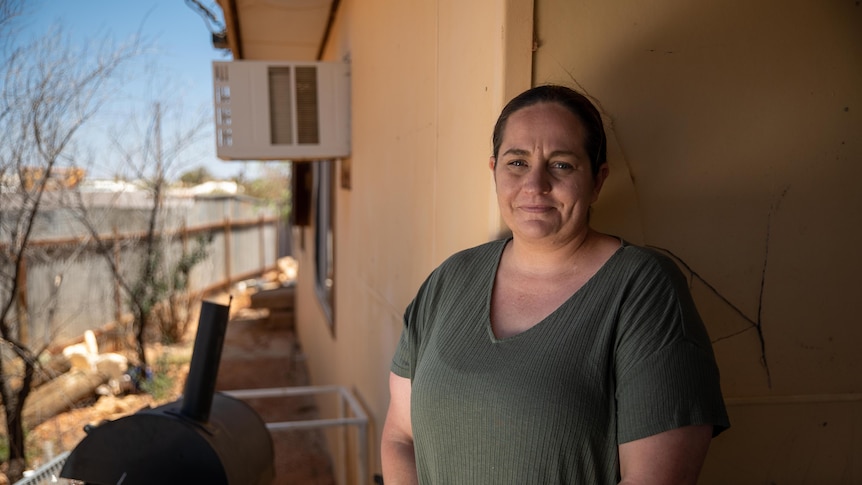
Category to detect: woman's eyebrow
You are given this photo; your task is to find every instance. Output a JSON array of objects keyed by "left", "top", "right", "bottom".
[
  {"left": 548, "top": 149, "right": 579, "bottom": 159},
  {"left": 500, "top": 148, "right": 582, "bottom": 159},
  {"left": 501, "top": 148, "right": 530, "bottom": 157}
]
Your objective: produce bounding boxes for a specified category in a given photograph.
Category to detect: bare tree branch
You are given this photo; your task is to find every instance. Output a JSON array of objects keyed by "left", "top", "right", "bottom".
[{"left": 0, "top": 19, "right": 145, "bottom": 480}]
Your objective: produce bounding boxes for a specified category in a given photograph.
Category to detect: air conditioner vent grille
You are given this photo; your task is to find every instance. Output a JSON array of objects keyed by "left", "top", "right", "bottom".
[
  {"left": 295, "top": 66, "right": 320, "bottom": 144},
  {"left": 269, "top": 67, "right": 294, "bottom": 145}
]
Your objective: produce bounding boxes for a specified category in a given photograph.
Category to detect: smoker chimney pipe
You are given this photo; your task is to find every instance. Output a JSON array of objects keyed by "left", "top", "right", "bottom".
[{"left": 180, "top": 299, "right": 231, "bottom": 422}]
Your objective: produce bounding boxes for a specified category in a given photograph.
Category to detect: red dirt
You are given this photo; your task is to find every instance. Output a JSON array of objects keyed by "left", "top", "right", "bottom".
[{"left": 215, "top": 304, "right": 337, "bottom": 485}]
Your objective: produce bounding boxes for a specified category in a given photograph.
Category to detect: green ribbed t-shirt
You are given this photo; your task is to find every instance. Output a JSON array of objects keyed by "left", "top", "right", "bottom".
[{"left": 391, "top": 239, "right": 729, "bottom": 484}]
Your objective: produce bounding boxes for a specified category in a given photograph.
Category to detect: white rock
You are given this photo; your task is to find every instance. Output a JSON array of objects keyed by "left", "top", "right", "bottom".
[
  {"left": 84, "top": 330, "right": 99, "bottom": 355},
  {"left": 63, "top": 344, "right": 95, "bottom": 371},
  {"left": 94, "top": 353, "right": 128, "bottom": 381}
]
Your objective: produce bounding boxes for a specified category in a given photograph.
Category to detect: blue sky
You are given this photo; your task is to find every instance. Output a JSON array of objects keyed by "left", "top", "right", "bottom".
[{"left": 19, "top": 1, "right": 253, "bottom": 180}]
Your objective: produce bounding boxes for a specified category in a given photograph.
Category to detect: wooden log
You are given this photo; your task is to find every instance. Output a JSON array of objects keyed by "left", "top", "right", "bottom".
[
  {"left": 33, "top": 353, "right": 72, "bottom": 388},
  {"left": 23, "top": 369, "right": 107, "bottom": 429},
  {"left": 249, "top": 286, "right": 295, "bottom": 311}
]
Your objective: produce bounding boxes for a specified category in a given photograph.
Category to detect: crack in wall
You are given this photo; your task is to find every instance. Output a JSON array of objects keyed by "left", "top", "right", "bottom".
[
  {"left": 646, "top": 186, "right": 790, "bottom": 390},
  {"left": 649, "top": 243, "right": 772, "bottom": 388},
  {"left": 557, "top": 70, "right": 784, "bottom": 387}
]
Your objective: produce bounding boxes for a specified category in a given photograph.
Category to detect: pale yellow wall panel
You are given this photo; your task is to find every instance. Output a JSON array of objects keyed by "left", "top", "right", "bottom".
[
  {"left": 703, "top": 399, "right": 862, "bottom": 484},
  {"left": 534, "top": 0, "right": 862, "bottom": 480},
  {"left": 289, "top": 0, "right": 535, "bottom": 482},
  {"left": 435, "top": 0, "right": 505, "bottom": 261}
]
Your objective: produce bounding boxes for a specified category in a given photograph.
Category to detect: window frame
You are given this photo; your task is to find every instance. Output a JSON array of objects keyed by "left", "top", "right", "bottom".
[{"left": 312, "top": 160, "right": 335, "bottom": 332}]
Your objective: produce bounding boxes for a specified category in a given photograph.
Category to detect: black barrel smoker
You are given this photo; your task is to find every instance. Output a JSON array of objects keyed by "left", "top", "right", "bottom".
[{"left": 60, "top": 300, "right": 275, "bottom": 485}]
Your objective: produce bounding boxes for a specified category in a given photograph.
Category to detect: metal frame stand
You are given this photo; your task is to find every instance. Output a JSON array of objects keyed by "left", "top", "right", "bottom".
[{"left": 226, "top": 385, "right": 369, "bottom": 485}]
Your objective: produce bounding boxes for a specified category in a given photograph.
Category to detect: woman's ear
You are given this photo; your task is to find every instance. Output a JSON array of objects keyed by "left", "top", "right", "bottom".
[{"left": 591, "top": 163, "right": 610, "bottom": 202}]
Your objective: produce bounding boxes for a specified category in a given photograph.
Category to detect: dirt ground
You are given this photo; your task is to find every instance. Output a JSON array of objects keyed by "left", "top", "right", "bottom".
[
  {"left": 215, "top": 301, "right": 337, "bottom": 485},
  {"left": 14, "top": 286, "right": 335, "bottom": 485}
]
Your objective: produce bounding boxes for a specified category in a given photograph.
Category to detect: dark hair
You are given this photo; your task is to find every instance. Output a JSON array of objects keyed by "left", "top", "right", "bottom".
[{"left": 491, "top": 85, "right": 607, "bottom": 175}]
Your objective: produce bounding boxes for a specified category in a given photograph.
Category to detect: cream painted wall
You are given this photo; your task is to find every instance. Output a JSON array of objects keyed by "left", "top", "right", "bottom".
[
  {"left": 290, "top": 0, "right": 534, "bottom": 482},
  {"left": 534, "top": 0, "right": 861, "bottom": 482}
]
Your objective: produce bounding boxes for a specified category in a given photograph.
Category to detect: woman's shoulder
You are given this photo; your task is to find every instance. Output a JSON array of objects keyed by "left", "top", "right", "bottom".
[
  {"left": 411, "top": 239, "right": 506, "bottom": 305},
  {"left": 616, "top": 240, "right": 679, "bottom": 268},
  {"left": 612, "top": 240, "right": 693, "bottom": 293},
  {"left": 437, "top": 238, "right": 508, "bottom": 272}
]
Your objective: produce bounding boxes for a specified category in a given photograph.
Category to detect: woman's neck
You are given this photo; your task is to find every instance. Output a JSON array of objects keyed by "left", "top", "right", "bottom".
[{"left": 505, "top": 229, "right": 599, "bottom": 278}]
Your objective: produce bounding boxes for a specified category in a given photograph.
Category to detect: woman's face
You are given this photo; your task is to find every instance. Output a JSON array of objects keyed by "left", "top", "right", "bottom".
[{"left": 490, "top": 101, "right": 609, "bottom": 246}]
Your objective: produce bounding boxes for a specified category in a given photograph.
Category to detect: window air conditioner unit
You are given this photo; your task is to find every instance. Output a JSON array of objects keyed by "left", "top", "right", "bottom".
[{"left": 212, "top": 60, "right": 350, "bottom": 161}]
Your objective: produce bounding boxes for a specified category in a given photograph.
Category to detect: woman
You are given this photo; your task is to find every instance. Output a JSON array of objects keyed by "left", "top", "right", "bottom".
[{"left": 382, "top": 85, "right": 729, "bottom": 484}]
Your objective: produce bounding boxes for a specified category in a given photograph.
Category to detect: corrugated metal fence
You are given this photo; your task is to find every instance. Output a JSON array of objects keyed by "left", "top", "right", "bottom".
[{"left": 2, "top": 194, "right": 285, "bottom": 346}]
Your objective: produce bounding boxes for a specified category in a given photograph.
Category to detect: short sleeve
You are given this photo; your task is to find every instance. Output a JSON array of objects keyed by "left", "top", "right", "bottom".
[
  {"left": 390, "top": 304, "right": 414, "bottom": 378},
  {"left": 614, "top": 250, "right": 730, "bottom": 443},
  {"left": 616, "top": 339, "right": 729, "bottom": 442}
]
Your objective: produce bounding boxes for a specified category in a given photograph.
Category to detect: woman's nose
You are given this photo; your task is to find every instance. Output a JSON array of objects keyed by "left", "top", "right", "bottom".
[{"left": 523, "top": 166, "right": 551, "bottom": 194}]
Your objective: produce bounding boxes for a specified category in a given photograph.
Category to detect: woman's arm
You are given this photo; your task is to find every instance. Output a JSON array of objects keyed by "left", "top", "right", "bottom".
[
  {"left": 618, "top": 424, "right": 713, "bottom": 485},
  {"left": 381, "top": 372, "right": 418, "bottom": 485}
]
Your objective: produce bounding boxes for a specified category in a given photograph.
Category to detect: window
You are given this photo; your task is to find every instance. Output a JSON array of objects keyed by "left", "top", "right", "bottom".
[{"left": 313, "top": 161, "right": 334, "bottom": 329}]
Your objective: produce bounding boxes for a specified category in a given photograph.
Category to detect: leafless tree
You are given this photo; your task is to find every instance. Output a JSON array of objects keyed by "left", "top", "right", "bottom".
[
  {"left": 0, "top": 8, "right": 142, "bottom": 479},
  {"left": 0, "top": 0, "right": 23, "bottom": 45},
  {"left": 71, "top": 101, "right": 212, "bottom": 368}
]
